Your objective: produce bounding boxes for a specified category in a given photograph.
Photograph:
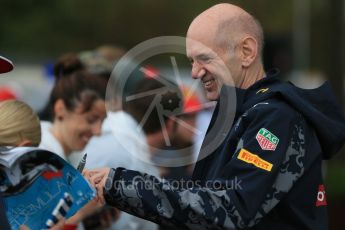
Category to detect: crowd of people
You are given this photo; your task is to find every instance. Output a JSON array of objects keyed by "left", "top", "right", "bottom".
[
  {"left": 1, "top": 3, "right": 345, "bottom": 230},
  {"left": 0, "top": 37, "right": 208, "bottom": 230}
]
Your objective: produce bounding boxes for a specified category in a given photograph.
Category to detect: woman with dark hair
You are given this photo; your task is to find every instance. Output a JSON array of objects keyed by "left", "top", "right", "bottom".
[{"left": 39, "top": 53, "right": 106, "bottom": 160}]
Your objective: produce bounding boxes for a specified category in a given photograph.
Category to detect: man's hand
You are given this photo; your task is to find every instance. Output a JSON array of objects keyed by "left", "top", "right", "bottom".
[{"left": 83, "top": 168, "right": 111, "bottom": 204}]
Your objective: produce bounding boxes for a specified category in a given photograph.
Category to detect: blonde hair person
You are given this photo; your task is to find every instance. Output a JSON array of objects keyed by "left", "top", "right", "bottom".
[
  {"left": 0, "top": 99, "right": 99, "bottom": 230},
  {"left": 0, "top": 100, "right": 41, "bottom": 147}
]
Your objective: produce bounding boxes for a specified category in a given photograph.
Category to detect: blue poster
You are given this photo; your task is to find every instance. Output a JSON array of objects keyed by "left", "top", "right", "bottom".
[{"left": 0, "top": 147, "right": 96, "bottom": 230}]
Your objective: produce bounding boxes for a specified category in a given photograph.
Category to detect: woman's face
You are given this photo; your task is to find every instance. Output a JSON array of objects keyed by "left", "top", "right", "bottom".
[{"left": 57, "top": 99, "right": 106, "bottom": 154}]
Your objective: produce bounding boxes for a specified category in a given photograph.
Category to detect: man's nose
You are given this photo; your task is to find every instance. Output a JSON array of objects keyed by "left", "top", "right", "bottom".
[{"left": 191, "top": 62, "right": 206, "bottom": 79}]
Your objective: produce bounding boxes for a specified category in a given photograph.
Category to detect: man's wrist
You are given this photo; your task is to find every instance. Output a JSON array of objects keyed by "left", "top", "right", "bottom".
[
  {"left": 104, "top": 168, "right": 116, "bottom": 191},
  {"left": 104, "top": 167, "right": 125, "bottom": 205}
]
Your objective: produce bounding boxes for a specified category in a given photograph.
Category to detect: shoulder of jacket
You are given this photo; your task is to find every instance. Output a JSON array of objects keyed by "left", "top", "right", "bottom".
[{"left": 247, "top": 99, "right": 300, "bottom": 120}]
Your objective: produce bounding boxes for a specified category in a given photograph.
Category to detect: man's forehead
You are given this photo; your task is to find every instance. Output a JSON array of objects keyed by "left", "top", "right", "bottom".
[
  {"left": 186, "top": 39, "right": 212, "bottom": 56},
  {"left": 186, "top": 34, "right": 222, "bottom": 59},
  {"left": 186, "top": 16, "right": 219, "bottom": 47}
]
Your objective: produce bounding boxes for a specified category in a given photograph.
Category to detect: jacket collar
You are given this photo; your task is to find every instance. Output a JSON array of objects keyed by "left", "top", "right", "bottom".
[{"left": 220, "top": 69, "right": 281, "bottom": 117}]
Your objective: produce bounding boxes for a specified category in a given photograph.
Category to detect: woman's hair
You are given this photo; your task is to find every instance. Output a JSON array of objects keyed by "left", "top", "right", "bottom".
[
  {"left": 47, "top": 53, "right": 106, "bottom": 119},
  {"left": 0, "top": 100, "right": 41, "bottom": 146}
]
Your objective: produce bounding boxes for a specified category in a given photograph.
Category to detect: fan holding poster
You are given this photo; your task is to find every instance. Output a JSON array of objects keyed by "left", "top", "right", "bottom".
[
  {"left": 0, "top": 147, "right": 96, "bottom": 229},
  {"left": 0, "top": 100, "right": 96, "bottom": 229}
]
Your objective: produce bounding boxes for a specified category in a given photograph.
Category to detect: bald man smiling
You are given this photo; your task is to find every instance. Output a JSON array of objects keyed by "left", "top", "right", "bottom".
[{"left": 85, "top": 3, "right": 345, "bottom": 229}]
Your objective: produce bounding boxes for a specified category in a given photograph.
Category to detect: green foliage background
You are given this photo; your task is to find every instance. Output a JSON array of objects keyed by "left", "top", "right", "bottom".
[{"left": 0, "top": 0, "right": 295, "bottom": 60}]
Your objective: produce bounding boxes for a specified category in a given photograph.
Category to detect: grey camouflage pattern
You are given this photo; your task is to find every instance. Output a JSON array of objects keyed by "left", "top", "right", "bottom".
[
  {"left": 104, "top": 118, "right": 306, "bottom": 229},
  {"left": 249, "top": 118, "right": 306, "bottom": 227}
]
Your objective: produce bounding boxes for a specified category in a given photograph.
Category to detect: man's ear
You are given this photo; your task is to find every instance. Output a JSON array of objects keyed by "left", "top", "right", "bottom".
[
  {"left": 240, "top": 36, "right": 258, "bottom": 67},
  {"left": 54, "top": 99, "right": 67, "bottom": 121},
  {"left": 17, "top": 139, "right": 32, "bottom": 147}
]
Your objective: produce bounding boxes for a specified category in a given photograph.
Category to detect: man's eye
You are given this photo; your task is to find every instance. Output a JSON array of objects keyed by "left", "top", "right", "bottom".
[{"left": 199, "top": 56, "right": 210, "bottom": 62}]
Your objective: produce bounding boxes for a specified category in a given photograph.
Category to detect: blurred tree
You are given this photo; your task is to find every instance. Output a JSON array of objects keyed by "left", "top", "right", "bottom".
[
  {"left": 0, "top": 0, "right": 291, "bottom": 60},
  {"left": 310, "top": 0, "right": 344, "bottom": 107},
  {"left": 0, "top": 0, "right": 343, "bottom": 107}
]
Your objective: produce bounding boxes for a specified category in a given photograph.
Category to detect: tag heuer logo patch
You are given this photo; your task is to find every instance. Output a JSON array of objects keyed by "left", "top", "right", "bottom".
[{"left": 256, "top": 128, "right": 279, "bottom": 151}]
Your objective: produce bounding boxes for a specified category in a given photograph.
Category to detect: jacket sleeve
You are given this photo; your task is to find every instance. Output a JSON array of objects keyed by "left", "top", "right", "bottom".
[{"left": 103, "top": 103, "right": 307, "bottom": 229}]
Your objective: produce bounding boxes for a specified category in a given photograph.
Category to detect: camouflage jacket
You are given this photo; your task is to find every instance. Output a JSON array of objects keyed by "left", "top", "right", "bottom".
[{"left": 104, "top": 74, "right": 345, "bottom": 229}]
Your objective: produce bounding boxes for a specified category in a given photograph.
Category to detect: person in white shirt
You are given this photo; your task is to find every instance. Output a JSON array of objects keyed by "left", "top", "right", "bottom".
[
  {"left": 0, "top": 99, "right": 85, "bottom": 230},
  {"left": 84, "top": 110, "right": 159, "bottom": 230},
  {"left": 38, "top": 53, "right": 108, "bottom": 230},
  {"left": 83, "top": 74, "right": 182, "bottom": 230},
  {"left": 39, "top": 53, "right": 106, "bottom": 160}
]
